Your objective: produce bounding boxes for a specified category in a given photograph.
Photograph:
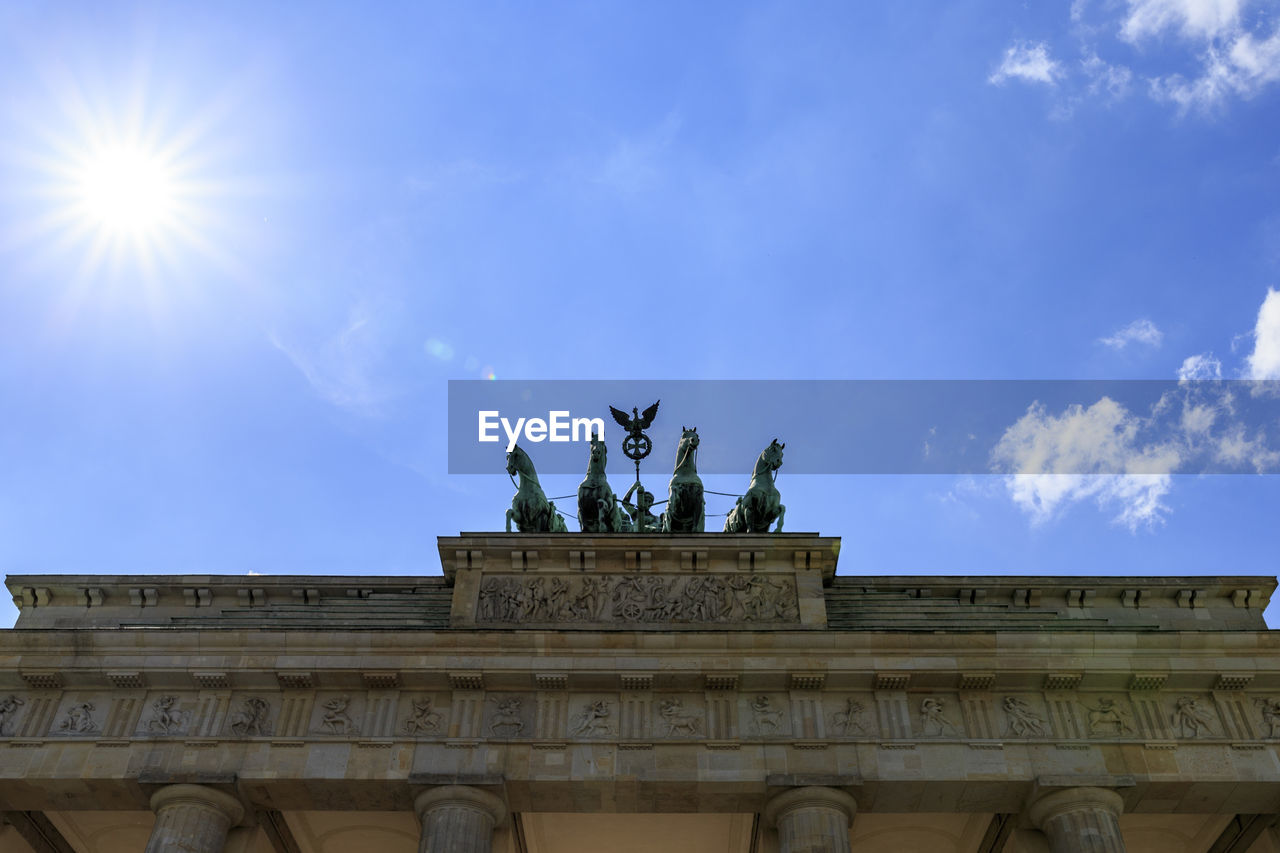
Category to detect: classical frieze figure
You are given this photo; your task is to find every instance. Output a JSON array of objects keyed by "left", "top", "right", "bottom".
[
  {"left": 830, "top": 698, "right": 866, "bottom": 735},
  {"left": 319, "top": 695, "right": 357, "bottom": 735},
  {"left": 0, "top": 695, "right": 24, "bottom": 736},
  {"left": 751, "top": 696, "right": 784, "bottom": 735},
  {"left": 920, "top": 697, "right": 958, "bottom": 736},
  {"left": 572, "top": 701, "right": 614, "bottom": 737},
  {"left": 1002, "top": 696, "right": 1047, "bottom": 737},
  {"left": 658, "top": 699, "right": 701, "bottom": 736},
  {"left": 1171, "top": 696, "right": 1217, "bottom": 738},
  {"left": 57, "top": 702, "right": 98, "bottom": 734},
  {"left": 230, "top": 697, "right": 271, "bottom": 736},
  {"left": 1256, "top": 697, "right": 1280, "bottom": 737},
  {"left": 1085, "top": 698, "right": 1132, "bottom": 736},
  {"left": 489, "top": 697, "right": 524, "bottom": 737},
  {"left": 477, "top": 573, "right": 798, "bottom": 625},
  {"left": 405, "top": 698, "right": 443, "bottom": 735},
  {"left": 147, "top": 696, "right": 186, "bottom": 734}
]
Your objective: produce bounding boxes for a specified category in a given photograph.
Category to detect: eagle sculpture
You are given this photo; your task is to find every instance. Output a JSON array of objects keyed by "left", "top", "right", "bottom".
[{"left": 609, "top": 400, "right": 660, "bottom": 435}]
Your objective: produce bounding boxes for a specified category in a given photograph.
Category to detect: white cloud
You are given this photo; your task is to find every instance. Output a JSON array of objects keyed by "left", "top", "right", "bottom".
[
  {"left": 1003, "top": 473, "right": 1173, "bottom": 529},
  {"left": 989, "top": 42, "right": 1064, "bottom": 86},
  {"left": 1082, "top": 50, "right": 1135, "bottom": 97},
  {"left": 270, "top": 300, "right": 396, "bottom": 417},
  {"left": 996, "top": 1, "right": 1280, "bottom": 112},
  {"left": 1120, "top": 0, "right": 1245, "bottom": 42},
  {"left": 1150, "top": 28, "right": 1280, "bottom": 110},
  {"left": 1100, "top": 318, "right": 1164, "bottom": 349},
  {"left": 1177, "top": 352, "right": 1223, "bottom": 379},
  {"left": 992, "top": 398, "right": 1183, "bottom": 528},
  {"left": 1245, "top": 288, "right": 1280, "bottom": 379}
]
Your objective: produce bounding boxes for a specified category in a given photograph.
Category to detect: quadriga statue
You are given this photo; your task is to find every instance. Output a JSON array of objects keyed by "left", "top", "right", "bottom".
[
  {"left": 661, "top": 426, "right": 705, "bottom": 533},
  {"left": 505, "top": 444, "right": 568, "bottom": 533},
  {"left": 577, "top": 435, "right": 627, "bottom": 533},
  {"left": 723, "top": 438, "right": 785, "bottom": 533}
]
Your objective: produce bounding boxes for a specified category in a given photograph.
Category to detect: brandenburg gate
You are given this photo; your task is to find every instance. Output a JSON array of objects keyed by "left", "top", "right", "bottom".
[{"left": 4, "top": 531, "right": 1280, "bottom": 853}]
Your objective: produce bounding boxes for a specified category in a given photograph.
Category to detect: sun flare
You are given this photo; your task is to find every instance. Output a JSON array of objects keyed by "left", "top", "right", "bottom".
[
  {"left": 74, "top": 146, "right": 177, "bottom": 238},
  {"left": 14, "top": 77, "right": 239, "bottom": 285}
]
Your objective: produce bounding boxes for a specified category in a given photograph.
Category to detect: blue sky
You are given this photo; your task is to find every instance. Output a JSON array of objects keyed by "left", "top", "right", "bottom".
[{"left": 2, "top": 1, "right": 1280, "bottom": 628}]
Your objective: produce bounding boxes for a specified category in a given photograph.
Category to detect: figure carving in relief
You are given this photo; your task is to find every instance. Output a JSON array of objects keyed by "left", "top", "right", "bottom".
[
  {"left": 547, "top": 577, "right": 570, "bottom": 620},
  {"left": 571, "top": 576, "right": 609, "bottom": 621},
  {"left": 1255, "top": 697, "right": 1280, "bottom": 738},
  {"left": 658, "top": 699, "right": 700, "bottom": 736},
  {"left": 1085, "top": 698, "right": 1132, "bottom": 736},
  {"left": 147, "top": 696, "right": 186, "bottom": 734},
  {"left": 230, "top": 697, "right": 271, "bottom": 736},
  {"left": 58, "top": 702, "right": 98, "bottom": 734},
  {"left": 831, "top": 698, "right": 867, "bottom": 735},
  {"left": 1171, "top": 696, "right": 1216, "bottom": 738},
  {"left": 572, "top": 701, "right": 614, "bottom": 737},
  {"left": 405, "top": 698, "right": 443, "bottom": 735},
  {"left": 479, "top": 574, "right": 798, "bottom": 625},
  {"left": 920, "top": 697, "right": 957, "bottom": 736},
  {"left": 489, "top": 697, "right": 525, "bottom": 736},
  {"left": 751, "top": 696, "right": 784, "bottom": 734},
  {"left": 320, "top": 695, "right": 357, "bottom": 735},
  {"left": 1002, "top": 697, "right": 1047, "bottom": 737},
  {"left": 519, "top": 578, "right": 549, "bottom": 621},
  {"left": 0, "top": 695, "right": 25, "bottom": 735}
]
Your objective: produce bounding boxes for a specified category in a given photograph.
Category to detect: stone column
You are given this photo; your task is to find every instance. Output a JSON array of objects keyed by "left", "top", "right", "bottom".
[
  {"left": 415, "top": 785, "right": 506, "bottom": 853},
  {"left": 145, "top": 784, "right": 245, "bottom": 853},
  {"left": 1028, "top": 787, "right": 1127, "bottom": 853},
  {"left": 764, "top": 786, "right": 857, "bottom": 853}
]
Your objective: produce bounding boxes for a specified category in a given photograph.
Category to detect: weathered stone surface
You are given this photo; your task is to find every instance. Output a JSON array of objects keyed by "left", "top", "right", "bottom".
[{"left": 145, "top": 784, "right": 244, "bottom": 853}]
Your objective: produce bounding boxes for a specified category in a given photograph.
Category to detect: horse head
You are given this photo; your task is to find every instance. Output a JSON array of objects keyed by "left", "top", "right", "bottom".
[
  {"left": 674, "top": 426, "right": 700, "bottom": 473},
  {"left": 506, "top": 445, "right": 530, "bottom": 478},
  {"left": 762, "top": 438, "right": 785, "bottom": 471},
  {"left": 587, "top": 434, "right": 607, "bottom": 472}
]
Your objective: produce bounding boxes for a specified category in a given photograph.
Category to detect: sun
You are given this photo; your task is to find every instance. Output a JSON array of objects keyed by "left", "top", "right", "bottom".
[{"left": 73, "top": 145, "right": 178, "bottom": 239}]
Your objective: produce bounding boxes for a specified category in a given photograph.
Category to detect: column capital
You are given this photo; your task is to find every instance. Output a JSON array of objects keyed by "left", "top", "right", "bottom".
[
  {"left": 1028, "top": 786, "right": 1124, "bottom": 829},
  {"left": 764, "top": 786, "right": 857, "bottom": 828},
  {"left": 414, "top": 785, "right": 507, "bottom": 828},
  {"left": 149, "top": 784, "right": 245, "bottom": 827}
]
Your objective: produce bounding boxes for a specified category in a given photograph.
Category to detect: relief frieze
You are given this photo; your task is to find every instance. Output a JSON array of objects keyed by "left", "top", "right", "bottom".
[
  {"left": 0, "top": 694, "right": 24, "bottom": 735},
  {"left": 1001, "top": 696, "right": 1047, "bottom": 737},
  {"left": 146, "top": 696, "right": 187, "bottom": 735},
  {"left": 229, "top": 697, "right": 271, "bottom": 736},
  {"left": 749, "top": 695, "right": 785, "bottom": 736},
  {"left": 56, "top": 701, "right": 98, "bottom": 734},
  {"left": 475, "top": 573, "right": 799, "bottom": 625},
  {"left": 12, "top": 684, "right": 1280, "bottom": 747},
  {"left": 404, "top": 697, "right": 445, "bottom": 735}
]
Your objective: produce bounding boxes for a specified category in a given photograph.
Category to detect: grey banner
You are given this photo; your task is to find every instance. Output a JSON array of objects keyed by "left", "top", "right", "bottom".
[{"left": 448, "top": 379, "right": 1280, "bottom": 475}]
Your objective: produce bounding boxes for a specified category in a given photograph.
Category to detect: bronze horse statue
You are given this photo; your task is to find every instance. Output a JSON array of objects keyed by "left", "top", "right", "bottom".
[
  {"left": 577, "top": 436, "right": 626, "bottom": 533},
  {"left": 662, "top": 426, "right": 705, "bottom": 532},
  {"left": 506, "top": 444, "right": 567, "bottom": 533},
  {"left": 723, "top": 438, "right": 785, "bottom": 533}
]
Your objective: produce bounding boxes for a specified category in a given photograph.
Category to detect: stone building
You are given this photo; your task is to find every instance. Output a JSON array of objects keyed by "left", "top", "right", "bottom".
[{"left": 2, "top": 532, "right": 1280, "bottom": 853}]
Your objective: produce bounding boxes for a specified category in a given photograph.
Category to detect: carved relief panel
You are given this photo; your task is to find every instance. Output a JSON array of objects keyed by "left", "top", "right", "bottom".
[
  {"left": 475, "top": 573, "right": 799, "bottom": 626},
  {"left": 399, "top": 693, "right": 449, "bottom": 737},
  {"left": 225, "top": 694, "right": 273, "bottom": 737},
  {"left": 745, "top": 694, "right": 788, "bottom": 737},
  {"left": 0, "top": 693, "right": 27, "bottom": 736},
  {"left": 136, "top": 694, "right": 195, "bottom": 736},
  {"left": 309, "top": 692, "right": 362, "bottom": 736},
  {"left": 482, "top": 694, "right": 534, "bottom": 739}
]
